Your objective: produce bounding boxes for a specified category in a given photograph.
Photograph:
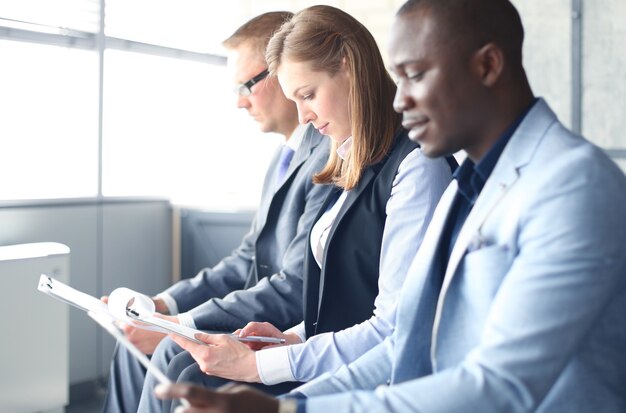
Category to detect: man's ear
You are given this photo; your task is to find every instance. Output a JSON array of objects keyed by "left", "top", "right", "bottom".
[{"left": 472, "top": 42, "right": 505, "bottom": 87}]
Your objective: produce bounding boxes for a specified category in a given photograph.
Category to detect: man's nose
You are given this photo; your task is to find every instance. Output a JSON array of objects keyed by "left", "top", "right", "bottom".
[
  {"left": 237, "top": 94, "right": 251, "bottom": 109},
  {"left": 393, "top": 82, "right": 413, "bottom": 113}
]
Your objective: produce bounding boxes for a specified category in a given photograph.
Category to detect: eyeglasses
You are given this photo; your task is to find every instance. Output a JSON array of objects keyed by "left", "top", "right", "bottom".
[{"left": 234, "top": 69, "right": 269, "bottom": 96}]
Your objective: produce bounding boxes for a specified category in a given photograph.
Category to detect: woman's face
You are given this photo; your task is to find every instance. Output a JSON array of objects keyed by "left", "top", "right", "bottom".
[{"left": 277, "top": 58, "right": 352, "bottom": 142}]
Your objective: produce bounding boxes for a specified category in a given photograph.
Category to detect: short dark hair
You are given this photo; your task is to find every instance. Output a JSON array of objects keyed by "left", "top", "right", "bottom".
[
  {"left": 222, "top": 11, "right": 294, "bottom": 58},
  {"left": 398, "top": 0, "right": 525, "bottom": 66}
]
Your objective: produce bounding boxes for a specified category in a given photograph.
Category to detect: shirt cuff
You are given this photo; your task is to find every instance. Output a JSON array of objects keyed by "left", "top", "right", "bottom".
[
  {"left": 284, "top": 321, "right": 306, "bottom": 342},
  {"left": 278, "top": 398, "right": 299, "bottom": 413},
  {"left": 155, "top": 292, "right": 179, "bottom": 315},
  {"left": 177, "top": 312, "right": 197, "bottom": 329},
  {"left": 256, "top": 346, "right": 296, "bottom": 385}
]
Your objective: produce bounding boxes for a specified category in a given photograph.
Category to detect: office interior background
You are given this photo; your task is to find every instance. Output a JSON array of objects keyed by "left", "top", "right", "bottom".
[{"left": 0, "top": 0, "right": 625, "bottom": 412}]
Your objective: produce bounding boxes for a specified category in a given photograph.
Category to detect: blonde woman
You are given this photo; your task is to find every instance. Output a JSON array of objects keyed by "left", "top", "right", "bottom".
[{"left": 152, "top": 5, "right": 455, "bottom": 411}]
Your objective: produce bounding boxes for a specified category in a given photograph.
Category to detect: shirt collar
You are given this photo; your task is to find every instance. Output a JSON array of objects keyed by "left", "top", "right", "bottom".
[
  {"left": 453, "top": 98, "right": 537, "bottom": 203},
  {"left": 336, "top": 136, "right": 353, "bottom": 160},
  {"left": 285, "top": 124, "right": 306, "bottom": 152}
]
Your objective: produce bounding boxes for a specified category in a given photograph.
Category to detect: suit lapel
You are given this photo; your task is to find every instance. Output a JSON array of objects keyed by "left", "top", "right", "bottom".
[
  {"left": 315, "top": 167, "right": 377, "bottom": 312},
  {"left": 277, "top": 126, "right": 322, "bottom": 193},
  {"left": 324, "top": 167, "right": 376, "bottom": 246},
  {"left": 438, "top": 99, "right": 555, "bottom": 298},
  {"left": 441, "top": 165, "right": 519, "bottom": 294},
  {"left": 414, "top": 180, "right": 459, "bottom": 277},
  {"left": 429, "top": 99, "right": 559, "bottom": 366}
]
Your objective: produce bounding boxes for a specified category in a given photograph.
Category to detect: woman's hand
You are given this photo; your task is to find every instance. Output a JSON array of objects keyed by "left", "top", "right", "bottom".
[
  {"left": 236, "top": 321, "right": 303, "bottom": 350},
  {"left": 170, "top": 333, "right": 261, "bottom": 382}
]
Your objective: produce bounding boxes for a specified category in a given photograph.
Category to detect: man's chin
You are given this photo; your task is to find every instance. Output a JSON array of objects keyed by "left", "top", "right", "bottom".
[
  {"left": 418, "top": 144, "right": 450, "bottom": 160},
  {"left": 257, "top": 124, "right": 271, "bottom": 133}
]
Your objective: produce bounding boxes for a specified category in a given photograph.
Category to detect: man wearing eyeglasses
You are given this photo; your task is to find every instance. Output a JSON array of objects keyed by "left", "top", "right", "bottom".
[{"left": 101, "top": 11, "right": 332, "bottom": 413}]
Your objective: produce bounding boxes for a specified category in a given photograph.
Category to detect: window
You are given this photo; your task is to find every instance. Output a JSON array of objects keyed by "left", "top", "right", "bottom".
[
  {"left": 0, "top": 0, "right": 100, "bottom": 34},
  {"left": 102, "top": 50, "right": 278, "bottom": 208},
  {"left": 0, "top": 1, "right": 278, "bottom": 209},
  {"left": 0, "top": 40, "right": 99, "bottom": 200},
  {"left": 105, "top": 0, "right": 244, "bottom": 54}
]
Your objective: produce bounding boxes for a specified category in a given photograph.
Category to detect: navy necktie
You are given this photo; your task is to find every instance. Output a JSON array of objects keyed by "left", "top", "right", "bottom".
[{"left": 276, "top": 145, "right": 295, "bottom": 187}]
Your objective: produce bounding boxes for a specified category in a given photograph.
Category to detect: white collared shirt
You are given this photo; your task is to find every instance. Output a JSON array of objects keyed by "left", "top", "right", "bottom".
[
  {"left": 286, "top": 124, "right": 306, "bottom": 152},
  {"left": 309, "top": 137, "right": 352, "bottom": 268}
]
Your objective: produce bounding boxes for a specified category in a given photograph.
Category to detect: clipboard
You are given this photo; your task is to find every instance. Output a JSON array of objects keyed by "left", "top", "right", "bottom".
[{"left": 38, "top": 274, "right": 108, "bottom": 314}]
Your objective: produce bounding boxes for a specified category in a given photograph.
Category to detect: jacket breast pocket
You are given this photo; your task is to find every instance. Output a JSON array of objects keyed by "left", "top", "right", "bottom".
[{"left": 459, "top": 243, "right": 513, "bottom": 306}]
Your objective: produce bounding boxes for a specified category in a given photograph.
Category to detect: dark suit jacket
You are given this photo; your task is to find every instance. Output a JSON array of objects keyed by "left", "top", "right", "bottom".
[
  {"left": 165, "top": 125, "right": 332, "bottom": 331},
  {"left": 304, "top": 130, "right": 419, "bottom": 338}
]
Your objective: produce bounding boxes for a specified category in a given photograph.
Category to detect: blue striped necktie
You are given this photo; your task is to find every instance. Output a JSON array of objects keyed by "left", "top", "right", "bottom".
[{"left": 276, "top": 145, "right": 295, "bottom": 187}]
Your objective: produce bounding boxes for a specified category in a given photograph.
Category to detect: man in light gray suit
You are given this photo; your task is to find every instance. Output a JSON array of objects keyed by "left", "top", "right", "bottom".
[
  {"left": 101, "top": 12, "right": 332, "bottom": 413},
  {"left": 153, "top": 1, "right": 626, "bottom": 412}
]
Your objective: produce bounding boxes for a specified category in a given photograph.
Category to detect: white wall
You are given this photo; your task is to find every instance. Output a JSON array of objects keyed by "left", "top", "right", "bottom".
[{"left": 582, "top": 0, "right": 626, "bottom": 147}]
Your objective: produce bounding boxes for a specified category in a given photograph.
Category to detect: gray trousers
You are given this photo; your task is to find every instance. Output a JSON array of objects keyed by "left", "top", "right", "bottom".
[
  {"left": 101, "top": 342, "right": 150, "bottom": 413},
  {"left": 102, "top": 337, "right": 185, "bottom": 413}
]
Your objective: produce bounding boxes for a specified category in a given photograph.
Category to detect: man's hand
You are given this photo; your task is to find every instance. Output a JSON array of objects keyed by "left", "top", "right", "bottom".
[
  {"left": 170, "top": 333, "right": 260, "bottom": 382},
  {"left": 154, "top": 382, "right": 280, "bottom": 413},
  {"left": 100, "top": 295, "right": 170, "bottom": 315},
  {"left": 101, "top": 295, "right": 176, "bottom": 355},
  {"left": 152, "top": 297, "right": 170, "bottom": 314}
]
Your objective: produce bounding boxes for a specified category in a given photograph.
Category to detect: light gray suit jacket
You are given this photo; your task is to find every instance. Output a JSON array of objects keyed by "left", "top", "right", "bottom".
[
  {"left": 298, "top": 99, "right": 626, "bottom": 412},
  {"left": 165, "top": 125, "right": 332, "bottom": 331}
]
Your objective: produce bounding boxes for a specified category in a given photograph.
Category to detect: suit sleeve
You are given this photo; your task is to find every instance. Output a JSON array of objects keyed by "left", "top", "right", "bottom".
[
  {"left": 294, "top": 337, "right": 395, "bottom": 397},
  {"left": 188, "top": 145, "right": 332, "bottom": 331},
  {"left": 162, "top": 218, "right": 260, "bottom": 313},
  {"left": 302, "top": 147, "right": 626, "bottom": 412}
]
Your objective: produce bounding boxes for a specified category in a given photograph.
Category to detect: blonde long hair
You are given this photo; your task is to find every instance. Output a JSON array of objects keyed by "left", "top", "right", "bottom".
[{"left": 266, "top": 5, "right": 400, "bottom": 190}]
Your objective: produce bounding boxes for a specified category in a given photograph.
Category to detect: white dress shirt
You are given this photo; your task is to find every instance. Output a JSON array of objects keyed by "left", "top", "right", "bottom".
[
  {"left": 256, "top": 145, "right": 453, "bottom": 384},
  {"left": 308, "top": 136, "right": 352, "bottom": 268}
]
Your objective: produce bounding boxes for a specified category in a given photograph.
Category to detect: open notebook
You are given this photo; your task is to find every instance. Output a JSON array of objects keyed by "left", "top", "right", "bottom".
[{"left": 37, "top": 274, "right": 207, "bottom": 344}]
